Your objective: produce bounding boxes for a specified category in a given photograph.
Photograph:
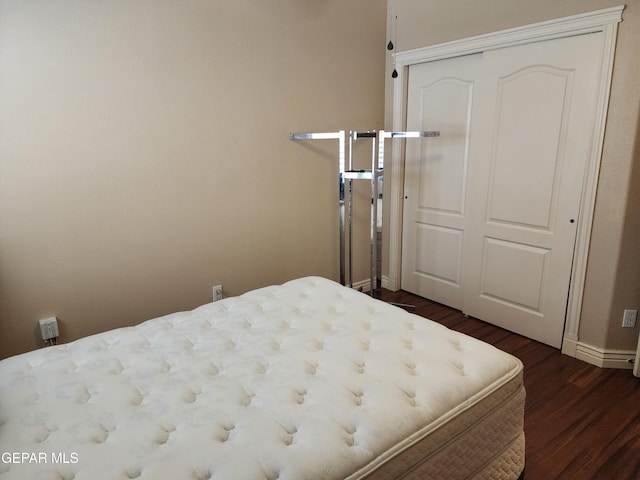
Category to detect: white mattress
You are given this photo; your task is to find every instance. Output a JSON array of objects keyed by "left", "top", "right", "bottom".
[{"left": 0, "top": 276, "right": 524, "bottom": 479}]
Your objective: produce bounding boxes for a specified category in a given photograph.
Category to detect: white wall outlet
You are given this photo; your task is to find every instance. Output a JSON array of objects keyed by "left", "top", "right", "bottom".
[
  {"left": 39, "top": 317, "right": 59, "bottom": 340},
  {"left": 212, "top": 285, "right": 223, "bottom": 302},
  {"left": 622, "top": 309, "right": 637, "bottom": 328}
]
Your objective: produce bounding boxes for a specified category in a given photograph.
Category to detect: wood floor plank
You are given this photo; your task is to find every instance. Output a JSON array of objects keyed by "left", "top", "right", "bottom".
[{"left": 379, "top": 289, "right": 640, "bottom": 479}]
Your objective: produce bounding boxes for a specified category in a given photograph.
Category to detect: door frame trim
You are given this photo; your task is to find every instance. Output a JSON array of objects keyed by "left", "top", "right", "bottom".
[{"left": 387, "top": 6, "right": 624, "bottom": 350}]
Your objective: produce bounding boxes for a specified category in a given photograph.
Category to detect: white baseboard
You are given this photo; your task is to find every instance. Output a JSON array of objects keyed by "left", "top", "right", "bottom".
[
  {"left": 350, "top": 278, "right": 370, "bottom": 293},
  {"left": 350, "top": 275, "right": 392, "bottom": 294},
  {"left": 563, "top": 337, "right": 635, "bottom": 370},
  {"left": 384, "top": 275, "right": 398, "bottom": 291}
]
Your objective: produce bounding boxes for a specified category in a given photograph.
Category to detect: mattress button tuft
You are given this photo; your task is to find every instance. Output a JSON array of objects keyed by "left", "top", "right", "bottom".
[
  {"left": 404, "top": 361, "right": 417, "bottom": 375},
  {"left": 35, "top": 430, "right": 50, "bottom": 443},
  {"left": 265, "top": 470, "right": 280, "bottom": 480},
  {"left": 185, "top": 390, "right": 198, "bottom": 403},
  {"left": 94, "top": 429, "right": 108, "bottom": 444},
  {"left": 130, "top": 389, "right": 144, "bottom": 406},
  {"left": 113, "top": 360, "right": 124, "bottom": 374},
  {"left": 284, "top": 426, "right": 296, "bottom": 446},
  {"left": 161, "top": 359, "right": 171, "bottom": 373},
  {"left": 219, "top": 423, "right": 235, "bottom": 442},
  {"left": 126, "top": 468, "right": 141, "bottom": 479},
  {"left": 305, "top": 361, "right": 317, "bottom": 375},
  {"left": 242, "top": 392, "right": 255, "bottom": 406},
  {"left": 199, "top": 470, "right": 213, "bottom": 480},
  {"left": 76, "top": 386, "right": 92, "bottom": 404}
]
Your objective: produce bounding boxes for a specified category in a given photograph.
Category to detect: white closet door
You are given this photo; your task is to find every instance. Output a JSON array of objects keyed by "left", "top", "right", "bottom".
[
  {"left": 402, "top": 32, "right": 604, "bottom": 348},
  {"left": 462, "top": 33, "right": 604, "bottom": 348},
  {"left": 401, "top": 54, "right": 481, "bottom": 309}
]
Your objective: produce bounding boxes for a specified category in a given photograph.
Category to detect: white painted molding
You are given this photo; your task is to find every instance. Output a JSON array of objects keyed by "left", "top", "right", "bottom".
[
  {"left": 388, "top": 6, "right": 624, "bottom": 346},
  {"left": 563, "top": 338, "right": 636, "bottom": 370},
  {"left": 562, "top": 9, "right": 622, "bottom": 345},
  {"left": 381, "top": 274, "right": 396, "bottom": 291},
  {"left": 561, "top": 337, "right": 578, "bottom": 357},
  {"left": 351, "top": 275, "right": 392, "bottom": 293},
  {"left": 393, "top": 6, "right": 624, "bottom": 67},
  {"left": 350, "top": 278, "right": 371, "bottom": 293}
]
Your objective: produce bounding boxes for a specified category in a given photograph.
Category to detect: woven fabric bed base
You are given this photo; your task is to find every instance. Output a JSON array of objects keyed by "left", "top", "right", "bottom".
[{"left": 356, "top": 375, "right": 525, "bottom": 479}]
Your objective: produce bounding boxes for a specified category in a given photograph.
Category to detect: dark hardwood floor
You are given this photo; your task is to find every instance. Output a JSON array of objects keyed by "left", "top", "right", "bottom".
[{"left": 379, "top": 289, "right": 640, "bottom": 480}]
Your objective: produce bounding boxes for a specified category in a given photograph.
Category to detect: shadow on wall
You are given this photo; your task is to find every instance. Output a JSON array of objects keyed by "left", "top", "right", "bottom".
[{"left": 613, "top": 99, "right": 640, "bottom": 334}]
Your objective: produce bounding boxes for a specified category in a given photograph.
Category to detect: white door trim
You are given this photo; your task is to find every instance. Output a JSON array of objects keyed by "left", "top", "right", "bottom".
[{"left": 387, "top": 6, "right": 624, "bottom": 350}]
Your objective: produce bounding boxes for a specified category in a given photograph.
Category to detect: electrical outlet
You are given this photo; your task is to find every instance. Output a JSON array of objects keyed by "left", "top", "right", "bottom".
[
  {"left": 622, "top": 309, "right": 637, "bottom": 328},
  {"left": 39, "top": 317, "right": 59, "bottom": 340},
  {"left": 212, "top": 285, "right": 223, "bottom": 302}
]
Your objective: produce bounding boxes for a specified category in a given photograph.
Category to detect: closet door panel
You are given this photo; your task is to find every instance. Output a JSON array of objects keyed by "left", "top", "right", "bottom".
[
  {"left": 462, "top": 33, "right": 604, "bottom": 348},
  {"left": 479, "top": 238, "right": 549, "bottom": 312},
  {"left": 488, "top": 67, "right": 569, "bottom": 229},
  {"left": 401, "top": 54, "right": 481, "bottom": 309}
]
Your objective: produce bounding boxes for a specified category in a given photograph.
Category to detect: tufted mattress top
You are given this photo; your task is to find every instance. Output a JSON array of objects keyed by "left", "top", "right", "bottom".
[{"left": 0, "top": 276, "right": 523, "bottom": 480}]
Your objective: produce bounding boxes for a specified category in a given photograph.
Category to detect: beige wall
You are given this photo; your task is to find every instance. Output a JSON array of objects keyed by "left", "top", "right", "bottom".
[
  {"left": 0, "top": 0, "right": 387, "bottom": 358},
  {"left": 2, "top": 0, "right": 636, "bottom": 360},
  {"left": 383, "top": 0, "right": 640, "bottom": 352}
]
